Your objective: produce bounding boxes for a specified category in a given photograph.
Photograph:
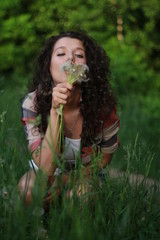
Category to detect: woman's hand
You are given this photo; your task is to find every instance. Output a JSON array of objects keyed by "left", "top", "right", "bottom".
[{"left": 51, "top": 82, "right": 73, "bottom": 110}]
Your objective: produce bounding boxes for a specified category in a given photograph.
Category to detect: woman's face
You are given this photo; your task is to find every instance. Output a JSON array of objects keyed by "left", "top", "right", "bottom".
[{"left": 50, "top": 37, "right": 86, "bottom": 85}]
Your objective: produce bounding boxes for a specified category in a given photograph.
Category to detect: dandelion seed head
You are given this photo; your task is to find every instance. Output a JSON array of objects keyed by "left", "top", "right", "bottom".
[
  {"left": 0, "top": 187, "right": 8, "bottom": 199},
  {"left": 60, "top": 62, "right": 89, "bottom": 84},
  {"left": 32, "top": 206, "right": 44, "bottom": 216},
  {"left": 35, "top": 227, "right": 48, "bottom": 239}
]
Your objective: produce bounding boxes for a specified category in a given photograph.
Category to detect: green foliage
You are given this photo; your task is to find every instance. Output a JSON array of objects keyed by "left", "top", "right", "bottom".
[
  {"left": 1, "top": 0, "right": 160, "bottom": 94},
  {"left": 105, "top": 37, "right": 159, "bottom": 95},
  {"left": 118, "top": 0, "right": 160, "bottom": 72},
  {"left": 112, "top": 93, "right": 160, "bottom": 179}
]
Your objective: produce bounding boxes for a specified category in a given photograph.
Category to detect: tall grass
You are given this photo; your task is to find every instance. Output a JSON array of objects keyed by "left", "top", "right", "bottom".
[
  {"left": 0, "top": 110, "right": 160, "bottom": 240},
  {"left": 111, "top": 94, "right": 160, "bottom": 180},
  {"left": 0, "top": 79, "right": 160, "bottom": 239}
]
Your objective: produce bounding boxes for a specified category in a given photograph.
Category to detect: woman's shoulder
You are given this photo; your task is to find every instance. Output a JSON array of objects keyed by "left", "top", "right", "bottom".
[
  {"left": 22, "top": 90, "right": 37, "bottom": 112},
  {"left": 101, "top": 107, "right": 119, "bottom": 128}
]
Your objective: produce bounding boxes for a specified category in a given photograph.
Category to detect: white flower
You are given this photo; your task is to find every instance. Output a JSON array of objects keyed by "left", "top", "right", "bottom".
[
  {"left": 32, "top": 206, "right": 44, "bottom": 216},
  {"left": 56, "top": 62, "right": 89, "bottom": 115},
  {"left": 60, "top": 61, "right": 89, "bottom": 84}
]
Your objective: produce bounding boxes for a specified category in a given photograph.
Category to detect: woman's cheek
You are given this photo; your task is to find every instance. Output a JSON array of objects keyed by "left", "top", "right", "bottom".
[{"left": 52, "top": 70, "right": 67, "bottom": 84}]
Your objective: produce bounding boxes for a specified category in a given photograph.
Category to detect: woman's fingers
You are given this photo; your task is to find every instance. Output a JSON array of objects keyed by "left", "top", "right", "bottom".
[
  {"left": 52, "top": 82, "right": 73, "bottom": 109},
  {"left": 53, "top": 92, "right": 67, "bottom": 106},
  {"left": 56, "top": 82, "right": 72, "bottom": 91}
]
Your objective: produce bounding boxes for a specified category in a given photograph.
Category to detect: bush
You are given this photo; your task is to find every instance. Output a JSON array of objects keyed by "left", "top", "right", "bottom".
[{"left": 104, "top": 37, "right": 159, "bottom": 95}]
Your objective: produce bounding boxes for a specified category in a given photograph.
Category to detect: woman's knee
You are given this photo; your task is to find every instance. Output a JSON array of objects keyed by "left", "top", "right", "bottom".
[{"left": 18, "top": 171, "right": 36, "bottom": 204}]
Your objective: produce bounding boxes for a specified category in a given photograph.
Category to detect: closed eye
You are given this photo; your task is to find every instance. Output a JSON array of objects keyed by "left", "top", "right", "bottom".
[
  {"left": 57, "top": 53, "right": 65, "bottom": 56},
  {"left": 75, "top": 54, "right": 84, "bottom": 58}
]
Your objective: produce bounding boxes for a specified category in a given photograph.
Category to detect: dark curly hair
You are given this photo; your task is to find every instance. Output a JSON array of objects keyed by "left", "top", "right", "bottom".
[{"left": 31, "top": 31, "right": 117, "bottom": 147}]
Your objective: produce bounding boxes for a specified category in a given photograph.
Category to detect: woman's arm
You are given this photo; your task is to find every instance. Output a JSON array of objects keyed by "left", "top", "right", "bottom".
[
  {"left": 32, "top": 108, "right": 60, "bottom": 176},
  {"left": 99, "top": 153, "right": 113, "bottom": 168},
  {"left": 32, "top": 82, "right": 72, "bottom": 176},
  {"left": 81, "top": 153, "right": 113, "bottom": 177}
]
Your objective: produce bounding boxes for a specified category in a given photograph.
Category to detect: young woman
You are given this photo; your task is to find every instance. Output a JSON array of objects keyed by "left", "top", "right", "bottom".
[{"left": 18, "top": 31, "right": 120, "bottom": 204}]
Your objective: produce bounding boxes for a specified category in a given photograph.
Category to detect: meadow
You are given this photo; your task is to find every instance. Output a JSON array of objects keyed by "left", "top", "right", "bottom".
[{"left": 0, "top": 78, "right": 160, "bottom": 240}]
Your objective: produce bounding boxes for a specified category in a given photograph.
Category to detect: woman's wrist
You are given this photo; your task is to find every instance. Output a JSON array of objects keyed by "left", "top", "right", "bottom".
[{"left": 50, "top": 107, "right": 58, "bottom": 115}]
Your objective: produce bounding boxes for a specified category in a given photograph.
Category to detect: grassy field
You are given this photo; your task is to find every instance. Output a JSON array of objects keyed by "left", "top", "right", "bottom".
[{"left": 0, "top": 81, "right": 160, "bottom": 239}]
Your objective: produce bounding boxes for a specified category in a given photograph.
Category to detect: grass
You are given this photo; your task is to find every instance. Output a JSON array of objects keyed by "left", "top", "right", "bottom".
[
  {"left": 0, "top": 81, "right": 160, "bottom": 239},
  {"left": 111, "top": 94, "right": 160, "bottom": 180},
  {"left": 0, "top": 127, "right": 160, "bottom": 239}
]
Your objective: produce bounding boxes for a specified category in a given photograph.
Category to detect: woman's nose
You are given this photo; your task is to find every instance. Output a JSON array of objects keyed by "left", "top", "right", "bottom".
[{"left": 67, "top": 53, "right": 74, "bottom": 62}]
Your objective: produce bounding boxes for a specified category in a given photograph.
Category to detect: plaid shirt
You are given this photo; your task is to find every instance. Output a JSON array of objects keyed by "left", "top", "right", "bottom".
[{"left": 22, "top": 91, "right": 120, "bottom": 165}]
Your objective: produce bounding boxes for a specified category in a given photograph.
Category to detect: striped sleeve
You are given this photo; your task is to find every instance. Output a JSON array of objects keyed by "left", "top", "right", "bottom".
[
  {"left": 100, "top": 108, "right": 120, "bottom": 154},
  {"left": 21, "top": 91, "right": 42, "bottom": 153}
]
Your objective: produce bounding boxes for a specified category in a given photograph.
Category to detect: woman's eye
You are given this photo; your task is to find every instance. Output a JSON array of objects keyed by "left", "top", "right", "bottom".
[
  {"left": 75, "top": 54, "right": 84, "bottom": 58},
  {"left": 57, "top": 53, "right": 65, "bottom": 56}
]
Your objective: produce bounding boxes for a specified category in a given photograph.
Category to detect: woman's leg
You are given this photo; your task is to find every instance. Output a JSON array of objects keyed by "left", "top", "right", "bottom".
[
  {"left": 18, "top": 170, "right": 36, "bottom": 205},
  {"left": 18, "top": 170, "right": 69, "bottom": 205}
]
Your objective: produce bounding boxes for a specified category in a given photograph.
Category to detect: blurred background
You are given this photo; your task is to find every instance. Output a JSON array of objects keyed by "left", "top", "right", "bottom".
[{"left": 0, "top": 0, "right": 159, "bottom": 179}]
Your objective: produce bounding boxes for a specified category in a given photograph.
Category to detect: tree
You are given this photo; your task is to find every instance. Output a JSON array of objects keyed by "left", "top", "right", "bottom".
[{"left": 0, "top": 0, "right": 159, "bottom": 94}]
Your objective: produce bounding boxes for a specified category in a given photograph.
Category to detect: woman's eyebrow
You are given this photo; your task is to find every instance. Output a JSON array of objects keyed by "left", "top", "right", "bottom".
[
  {"left": 75, "top": 47, "right": 85, "bottom": 51},
  {"left": 54, "top": 46, "right": 85, "bottom": 52},
  {"left": 54, "top": 46, "right": 65, "bottom": 52}
]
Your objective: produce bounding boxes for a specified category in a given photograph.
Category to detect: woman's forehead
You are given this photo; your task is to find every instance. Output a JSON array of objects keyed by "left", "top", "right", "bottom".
[{"left": 54, "top": 37, "right": 85, "bottom": 51}]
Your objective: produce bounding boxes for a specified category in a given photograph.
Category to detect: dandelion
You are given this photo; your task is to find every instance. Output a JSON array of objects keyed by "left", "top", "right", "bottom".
[
  {"left": 56, "top": 62, "right": 89, "bottom": 115},
  {"left": 1, "top": 186, "right": 8, "bottom": 199},
  {"left": 32, "top": 206, "right": 44, "bottom": 217},
  {"left": 60, "top": 61, "right": 89, "bottom": 85},
  {"left": 35, "top": 227, "right": 48, "bottom": 239}
]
